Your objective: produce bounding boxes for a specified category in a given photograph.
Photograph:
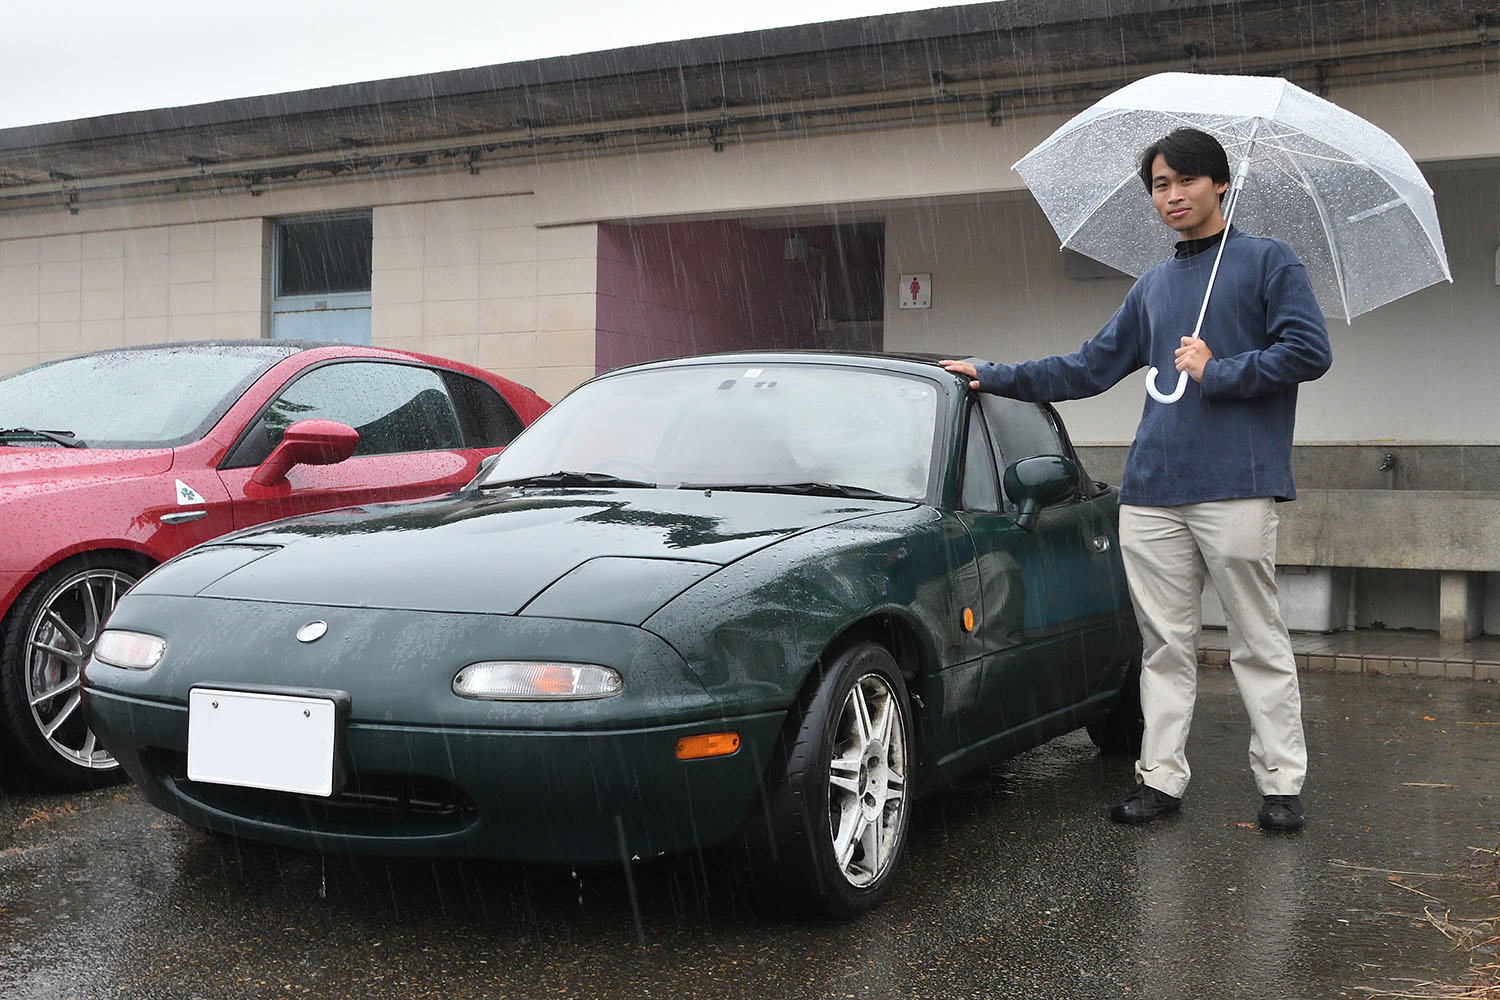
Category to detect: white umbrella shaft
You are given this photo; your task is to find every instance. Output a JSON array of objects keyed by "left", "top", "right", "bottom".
[{"left": 1145, "top": 127, "right": 1258, "bottom": 404}]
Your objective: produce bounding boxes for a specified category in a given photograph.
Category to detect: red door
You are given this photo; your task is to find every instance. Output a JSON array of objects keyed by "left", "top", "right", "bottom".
[
  {"left": 215, "top": 359, "right": 491, "bottom": 529},
  {"left": 219, "top": 449, "right": 481, "bottom": 527}
]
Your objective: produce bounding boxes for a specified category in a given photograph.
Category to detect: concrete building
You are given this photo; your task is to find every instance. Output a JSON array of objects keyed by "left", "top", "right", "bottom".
[{"left": 2, "top": 0, "right": 1498, "bottom": 637}]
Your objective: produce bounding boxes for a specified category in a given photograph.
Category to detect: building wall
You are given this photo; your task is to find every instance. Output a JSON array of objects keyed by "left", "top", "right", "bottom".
[
  {"left": 530, "top": 71, "right": 1500, "bottom": 220},
  {"left": 0, "top": 220, "right": 266, "bottom": 374},
  {"left": 1, "top": 68, "right": 1498, "bottom": 419},
  {"left": 0, "top": 170, "right": 595, "bottom": 403},
  {"left": 596, "top": 220, "right": 825, "bottom": 372},
  {"left": 367, "top": 193, "right": 596, "bottom": 403}
]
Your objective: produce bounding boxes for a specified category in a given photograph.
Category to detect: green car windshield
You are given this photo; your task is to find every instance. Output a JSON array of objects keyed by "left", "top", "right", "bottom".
[
  {"left": 486, "top": 362, "right": 942, "bottom": 501},
  {"left": 0, "top": 349, "right": 273, "bottom": 448}
]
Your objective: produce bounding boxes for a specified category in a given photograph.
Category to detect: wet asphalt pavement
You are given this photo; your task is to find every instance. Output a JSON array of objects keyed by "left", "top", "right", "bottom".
[{"left": 2, "top": 669, "right": 1497, "bottom": 1000}]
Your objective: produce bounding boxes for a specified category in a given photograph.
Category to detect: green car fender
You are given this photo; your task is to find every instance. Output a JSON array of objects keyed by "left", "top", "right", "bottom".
[{"left": 643, "top": 504, "right": 981, "bottom": 735}]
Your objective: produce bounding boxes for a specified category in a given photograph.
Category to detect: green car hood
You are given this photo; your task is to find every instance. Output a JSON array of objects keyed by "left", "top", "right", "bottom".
[{"left": 137, "top": 487, "right": 912, "bottom": 620}]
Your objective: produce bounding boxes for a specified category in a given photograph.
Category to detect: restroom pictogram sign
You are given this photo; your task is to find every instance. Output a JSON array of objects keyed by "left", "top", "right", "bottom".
[{"left": 899, "top": 273, "right": 931, "bottom": 309}]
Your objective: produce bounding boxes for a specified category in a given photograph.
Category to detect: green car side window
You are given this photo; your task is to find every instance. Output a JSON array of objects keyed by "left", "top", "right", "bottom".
[
  {"left": 979, "top": 395, "right": 1067, "bottom": 509},
  {"left": 960, "top": 404, "right": 1001, "bottom": 513}
]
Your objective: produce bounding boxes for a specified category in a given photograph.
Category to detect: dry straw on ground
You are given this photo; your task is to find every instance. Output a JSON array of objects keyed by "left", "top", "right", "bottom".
[{"left": 1366, "top": 845, "right": 1499, "bottom": 999}]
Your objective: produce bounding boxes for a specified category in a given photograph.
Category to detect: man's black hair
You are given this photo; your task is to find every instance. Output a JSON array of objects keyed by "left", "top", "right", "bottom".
[{"left": 1138, "top": 128, "right": 1231, "bottom": 192}]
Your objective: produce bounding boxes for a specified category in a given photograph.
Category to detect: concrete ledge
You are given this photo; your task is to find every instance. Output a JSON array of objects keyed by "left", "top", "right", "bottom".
[
  {"left": 1195, "top": 626, "right": 1500, "bottom": 680},
  {"left": 1195, "top": 650, "right": 1500, "bottom": 679},
  {"left": 1276, "top": 489, "right": 1500, "bottom": 572},
  {"left": 1073, "top": 445, "right": 1500, "bottom": 493},
  {"left": 1069, "top": 451, "right": 1500, "bottom": 636}
]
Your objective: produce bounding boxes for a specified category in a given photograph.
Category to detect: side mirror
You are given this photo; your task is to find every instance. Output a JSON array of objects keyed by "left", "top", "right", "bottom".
[
  {"left": 1003, "top": 455, "right": 1079, "bottom": 532},
  {"left": 463, "top": 451, "right": 502, "bottom": 491},
  {"left": 250, "top": 419, "right": 360, "bottom": 487}
]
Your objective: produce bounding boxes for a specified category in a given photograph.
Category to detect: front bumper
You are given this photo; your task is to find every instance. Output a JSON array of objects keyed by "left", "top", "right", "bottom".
[
  {"left": 87, "top": 687, "right": 786, "bottom": 863},
  {"left": 84, "top": 594, "right": 792, "bottom": 862}
]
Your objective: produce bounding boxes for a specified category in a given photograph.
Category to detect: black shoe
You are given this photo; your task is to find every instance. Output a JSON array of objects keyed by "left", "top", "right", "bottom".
[
  {"left": 1259, "top": 794, "right": 1306, "bottom": 832},
  {"left": 1109, "top": 784, "right": 1181, "bottom": 824}
]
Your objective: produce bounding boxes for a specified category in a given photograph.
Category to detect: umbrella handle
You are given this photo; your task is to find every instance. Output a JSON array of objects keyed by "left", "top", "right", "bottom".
[{"left": 1145, "top": 365, "right": 1189, "bottom": 403}]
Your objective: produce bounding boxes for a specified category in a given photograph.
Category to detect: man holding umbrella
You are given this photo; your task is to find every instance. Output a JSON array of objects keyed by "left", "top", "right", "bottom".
[{"left": 942, "top": 127, "right": 1332, "bottom": 831}]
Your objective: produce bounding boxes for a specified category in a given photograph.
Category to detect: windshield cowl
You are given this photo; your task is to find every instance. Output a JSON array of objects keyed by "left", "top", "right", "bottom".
[
  {"left": 0, "top": 427, "right": 86, "bottom": 448},
  {"left": 678, "top": 481, "right": 905, "bottom": 502},
  {"left": 485, "top": 470, "right": 657, "bottom": 490}
]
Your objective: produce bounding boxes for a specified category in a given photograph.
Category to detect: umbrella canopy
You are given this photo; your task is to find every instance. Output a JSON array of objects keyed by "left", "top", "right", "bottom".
[{"left": 1014, "top": 72, "right": 1451, "bottom": 325}]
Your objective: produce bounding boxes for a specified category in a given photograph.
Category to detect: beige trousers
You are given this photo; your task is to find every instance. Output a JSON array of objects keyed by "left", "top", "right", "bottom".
[{"left": 1119, "top": 499, "right": 1307, "bottom": 798}]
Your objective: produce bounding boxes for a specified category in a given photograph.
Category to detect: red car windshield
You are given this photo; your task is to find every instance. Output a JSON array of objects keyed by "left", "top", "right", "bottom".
[{"left": 0, "top": 349, "right": 272, "bottom": 448}]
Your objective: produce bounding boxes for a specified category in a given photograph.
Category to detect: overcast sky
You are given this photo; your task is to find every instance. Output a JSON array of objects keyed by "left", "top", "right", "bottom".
[{"left": 0, "top": 0, "right": 962, "bottom": 130}]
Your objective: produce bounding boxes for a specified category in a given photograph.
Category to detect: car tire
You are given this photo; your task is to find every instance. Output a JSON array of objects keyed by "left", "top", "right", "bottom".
[
  {"left": 0, "top": 554, "right": 144, "bottom": 788},
  {"left": 1086, "top": 656, "right": 1144, "bottom": 758},
  {"left": 757, "top": 641, "right": 913, "bottom": 919}
]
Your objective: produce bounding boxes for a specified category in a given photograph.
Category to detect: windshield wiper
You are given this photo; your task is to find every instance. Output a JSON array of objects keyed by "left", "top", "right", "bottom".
[
  {"left": 0, "top": 426, "right": 86, "bottom": 448},
  {"left": 681, "top": 481, "right": 905, "bottom": 501},
  {"left": 485, "top": 470, "right": 657, "bottom": 489}
]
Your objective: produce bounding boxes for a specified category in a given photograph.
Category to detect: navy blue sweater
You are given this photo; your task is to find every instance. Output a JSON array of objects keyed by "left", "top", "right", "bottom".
[{"left": 974, "top": 229, "right": 1332, "bottom": 507}]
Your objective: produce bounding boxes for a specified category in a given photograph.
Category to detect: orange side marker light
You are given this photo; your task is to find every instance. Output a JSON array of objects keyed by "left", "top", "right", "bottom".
[
  {"left": 675, "top": 732, "right": 741, "bottom": 760},
  {"left": 962, "top": 607, "right": 975, "bottom": 632}
]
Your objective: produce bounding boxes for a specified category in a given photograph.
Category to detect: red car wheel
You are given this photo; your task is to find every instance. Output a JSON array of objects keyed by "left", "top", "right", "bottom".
[{"left": 1, "top": 555, "right": 144, "bottom": 787}]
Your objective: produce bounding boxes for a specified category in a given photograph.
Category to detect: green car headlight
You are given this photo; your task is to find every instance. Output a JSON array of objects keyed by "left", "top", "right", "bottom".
[
  {"left": 452, "top": 661, "right": 623, "bottom": 701},
  {"left": 92, "top": 629, "right": 167, "bottom": 670}
]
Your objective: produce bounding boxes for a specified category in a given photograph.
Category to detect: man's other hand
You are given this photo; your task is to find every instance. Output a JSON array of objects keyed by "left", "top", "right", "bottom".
[
  {"left": 1174, "top": 337, "right": 1212, "bottom": 382},
  {"left": 939, "top": 359, "right": 980, "bottom": 389}
]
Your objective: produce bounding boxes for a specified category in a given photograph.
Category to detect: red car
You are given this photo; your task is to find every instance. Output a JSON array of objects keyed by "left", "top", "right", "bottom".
[{"left": 0, "top": 340, "right": 548, "bottom": 788}]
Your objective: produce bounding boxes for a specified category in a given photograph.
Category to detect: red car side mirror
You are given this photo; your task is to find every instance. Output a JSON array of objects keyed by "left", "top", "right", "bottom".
[{"left": 250, "top": 419, "right": 360, "bottom": 487}]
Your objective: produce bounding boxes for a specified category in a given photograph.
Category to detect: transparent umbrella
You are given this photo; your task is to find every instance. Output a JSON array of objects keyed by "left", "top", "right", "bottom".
[{"left": 1014, "top": 71, "right": 1451, "bottom": 403}]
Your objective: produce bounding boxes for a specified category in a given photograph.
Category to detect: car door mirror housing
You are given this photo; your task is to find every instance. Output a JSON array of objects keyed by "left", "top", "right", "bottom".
[
  {"left": 464, "top": 451, "right": 503, "bottom": 491},
  {"left": 250, "top": 419, "right": 360, "bottom": 486},
  {"left": 1003, "top": 455, "right": 1079, "bottom": 531}
]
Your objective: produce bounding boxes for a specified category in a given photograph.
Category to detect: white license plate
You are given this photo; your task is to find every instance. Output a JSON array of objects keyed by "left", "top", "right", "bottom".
[{"left": 187, "top": 688, "right": 339, "bottom": 797}]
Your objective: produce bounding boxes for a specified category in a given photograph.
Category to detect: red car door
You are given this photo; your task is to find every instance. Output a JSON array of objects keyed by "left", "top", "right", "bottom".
[
  {"left": 145, "top": 453, "right": 240, "bottom": 550},
  {"left": 216, "top": 359, "right": 496, "bottom": 528}
]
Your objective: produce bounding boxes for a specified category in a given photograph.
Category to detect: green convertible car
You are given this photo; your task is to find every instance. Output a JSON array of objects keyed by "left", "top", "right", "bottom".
[{"left": 83, "top": 351, "right": 1141, "bottom": 918}]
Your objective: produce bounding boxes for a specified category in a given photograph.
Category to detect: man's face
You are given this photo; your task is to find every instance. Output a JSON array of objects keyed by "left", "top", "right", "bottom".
[{"left": 1150, "top": 154, "right": 1228, "bottom": 240}]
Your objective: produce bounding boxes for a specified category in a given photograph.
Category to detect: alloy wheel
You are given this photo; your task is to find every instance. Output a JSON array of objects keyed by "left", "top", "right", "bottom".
[
  {"left": 23, "top": 567, "right": 135, "bottom": 771},
  {"left": 826, "top": 671, "right": 909, "bottom": 888}
]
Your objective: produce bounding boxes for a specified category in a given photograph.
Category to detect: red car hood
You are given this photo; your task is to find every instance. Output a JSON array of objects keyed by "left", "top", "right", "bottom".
[{"left": 0, "top": 445, "right": 173, "bottom": 497}]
